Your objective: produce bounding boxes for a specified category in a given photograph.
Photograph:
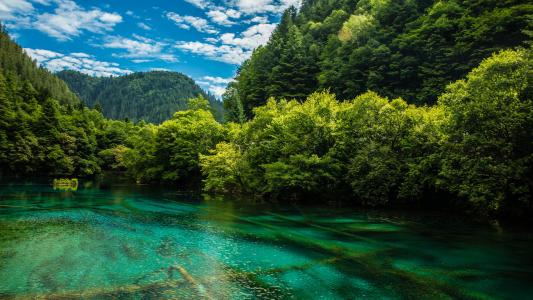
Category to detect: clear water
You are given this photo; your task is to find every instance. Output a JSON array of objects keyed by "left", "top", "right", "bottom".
[{"left": 0, "top": 181, "right": 532, "bottom": 299}]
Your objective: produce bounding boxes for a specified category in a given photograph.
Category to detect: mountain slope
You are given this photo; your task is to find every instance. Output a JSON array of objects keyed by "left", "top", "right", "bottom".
[
  {"left": 224, "top": 0, "right": 532, "bottom": 119},
  {"left": 0, "top": 25, "right": 79, "bottom": 106},
  {"left": 0, "top": 27, "right": 113, "bottom": 176},
  {"left": 57, "top": 70, "right": 223, "bottom": 123}
]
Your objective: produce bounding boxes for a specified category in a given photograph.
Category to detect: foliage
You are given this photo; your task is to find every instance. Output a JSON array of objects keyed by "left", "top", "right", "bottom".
[
  {"left": 203, "top": 48, "right": 532, "bottom": 216},
  {"left": 438, "top": 48, "right": 532, "bottom": 214},
  {"left": 225, "top": 0, "right": 532, "bottom": 118},
  {"left": 0, "top": 29, "right": 144, "bottom": 177},
  {"left": 123, "top": 98, "right": 225, "bottom": 184},
  {"left": 1, "top": 15, "right": 532, "bottom": 220},
  {"left": 57, "top": 70, "right": 224, "bottom": 123},
  {"left": 0, "top": 25, "right": 79, "bottom": 106}
]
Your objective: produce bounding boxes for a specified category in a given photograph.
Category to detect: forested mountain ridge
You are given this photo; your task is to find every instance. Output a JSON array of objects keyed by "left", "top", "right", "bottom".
[
  {"left": 0, "top": 26, "right": 79, "bottom": 107},
  {"left": 57, "top": 70, "right": 223, "bottom": 123},
  {"left": 0, "top": 28, "right": 143, "bottom": 177},
  {"left": 224, "top": 0, "right": 533, "bottom": 120}
]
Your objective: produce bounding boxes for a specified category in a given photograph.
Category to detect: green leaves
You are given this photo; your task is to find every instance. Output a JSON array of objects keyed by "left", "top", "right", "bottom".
[
  {"left": 438, "top": 48, "right": 533, "bottom": 214},
  {"left": 122, "top": 103, "right": 225, "bottom": 184}
]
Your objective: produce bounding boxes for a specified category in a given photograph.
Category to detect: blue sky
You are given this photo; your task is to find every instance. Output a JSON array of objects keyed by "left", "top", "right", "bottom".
[{"left": 0, "top": 0, "right": 300, "bottom": 97}]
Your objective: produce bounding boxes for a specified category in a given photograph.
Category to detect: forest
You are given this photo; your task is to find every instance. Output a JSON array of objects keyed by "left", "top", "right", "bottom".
[
  {"left": 0, "top": 0, "right": 532, "bottom": 219},
  {"left": 57, "top": 70, "right": 224, "bottom": 123},
  {"left": 223, "top": 0, "right": 532, "bottom": 118}
]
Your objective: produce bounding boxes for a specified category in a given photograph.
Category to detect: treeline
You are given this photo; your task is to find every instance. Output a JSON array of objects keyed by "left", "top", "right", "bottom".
[
  {"left": 57, "top": 70, "right": 224, "bottom": 123},
  {"left": 224, "top": 0, "right": 532, "bottom": 119},
  {"left": 0, "top": 69, "right": 143, "bottom": 176},
  {"left": 0, "top": 27, "right": 142, "bottom": 176},
  {"left": 1, "top": 19, "right": 531, "bottom": 219},
  {"left": 0, "top": 26, "right": 78, "bottom": 107},
  {"left": 118, "top": 48, "right": 532, "bottom": 217}
]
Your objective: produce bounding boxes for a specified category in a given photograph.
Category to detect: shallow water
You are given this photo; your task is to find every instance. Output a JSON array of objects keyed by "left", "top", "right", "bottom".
[{"left": 0, "top": 181, "right": 532, "bottom": 299}]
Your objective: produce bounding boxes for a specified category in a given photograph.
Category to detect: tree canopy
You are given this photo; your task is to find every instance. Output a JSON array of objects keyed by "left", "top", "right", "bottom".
[
  {"left": 57, "top": 70, "right": 224, "bottom": 123},
  {"left": 224, "top": 0, "right": 532, "bottom": 120}
]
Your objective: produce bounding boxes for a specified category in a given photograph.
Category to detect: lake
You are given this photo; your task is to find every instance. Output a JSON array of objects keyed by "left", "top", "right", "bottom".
[{"left": 0, "top": 180, "right": 532, "bottom": 299}]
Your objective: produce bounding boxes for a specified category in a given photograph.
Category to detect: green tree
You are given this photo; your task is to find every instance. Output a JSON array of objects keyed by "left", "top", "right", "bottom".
[{"left": 438, "top": 48, "right": 532, "bottom": 214}]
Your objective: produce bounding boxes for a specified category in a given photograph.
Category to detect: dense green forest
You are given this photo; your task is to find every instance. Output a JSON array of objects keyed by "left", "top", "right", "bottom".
[
  {"left": 223, "top": 0, "right": 532, "bottom": 119},
  {"left": 57, "top": 70, "right": 223, "bottom": 123},
  {"left": 114, "top": 46, "right": 532, "bottom": 218},
  {"left": 0, "top": 26, "right": 79, "bottom": 107},
  {"left": 0, "top": 26, "right": 141, "bottom": 176}
]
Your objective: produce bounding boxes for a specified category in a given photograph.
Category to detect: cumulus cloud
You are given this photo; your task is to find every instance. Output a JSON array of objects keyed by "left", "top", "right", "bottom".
[
  {"left": 24, "top": 48, "right": 131, "bottom": 77},
  {"left": 166, "top": 12, "right": 218, "bottom": 34},
  {"left": 175, "top": 23, "right": 276, "bottom": 65},
  {"left": 196, "top": 75, "right": 234, "bottom": 98},
  {"left": 0, "top": 0, "right": 34, "bottom": 20},
  {"left": 201, "top": 76, "right": 234, "bottom": 84},
  {"left": 101, "top": 35, "right": 177, "bottom": 62},
  {"left": 176, "top": 41, "right": 247, "bottom": 64},
  {"left": 219, "top": 23, "right": 276, "bottom": 49},
  {"left": 207, "top": 85, "right": 227, "bottom": 98},
  {"left": 231, "top": 0, "right": 301, "bottom": 14},
  {"left": 183, "top": 0, "right": 211, "bottom": 9},
  {"left": 206, "top": 9, "right": 241, "bottom": 26},
  {"left": 32, "top": 0, "right": 122, "bottom": 41}
]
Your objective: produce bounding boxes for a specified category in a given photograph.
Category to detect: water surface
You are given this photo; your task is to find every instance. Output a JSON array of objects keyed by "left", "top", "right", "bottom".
[{"left": 0, "top": 181, "right": 532, "bottom": 299}]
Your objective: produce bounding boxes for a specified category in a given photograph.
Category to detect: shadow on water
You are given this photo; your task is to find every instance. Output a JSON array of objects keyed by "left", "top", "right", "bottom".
[{"left": 0, "top": 178, "right": 532, "bottom": 299}]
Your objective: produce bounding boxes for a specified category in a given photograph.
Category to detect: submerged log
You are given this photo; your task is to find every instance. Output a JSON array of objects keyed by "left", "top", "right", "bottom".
[{"left": 172, "top": 265, "right": 214, "bottom": 300}]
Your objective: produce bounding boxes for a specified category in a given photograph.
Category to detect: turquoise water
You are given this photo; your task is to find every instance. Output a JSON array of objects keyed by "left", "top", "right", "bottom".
[{"left": 0, "top": 181, "right": 532, "bottom": 299}]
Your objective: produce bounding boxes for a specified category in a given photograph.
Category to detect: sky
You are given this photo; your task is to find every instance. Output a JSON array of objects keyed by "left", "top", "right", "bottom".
[{"left": 0, "top": 0, "right": 300, "bottom": 97}]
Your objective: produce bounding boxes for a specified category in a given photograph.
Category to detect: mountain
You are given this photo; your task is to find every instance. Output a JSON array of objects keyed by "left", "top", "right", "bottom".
[
  {"left": 0, "top": 25, "right": 79, "bottom": 107},
  {"left": 0, "top": 26, "right": 113, "bottom": 176},
  {"left": 57, "top": 70, "right": 224, "bottom": 123},
  {"left": 224, "top": 0, "right": 532, "bottom": 119}
]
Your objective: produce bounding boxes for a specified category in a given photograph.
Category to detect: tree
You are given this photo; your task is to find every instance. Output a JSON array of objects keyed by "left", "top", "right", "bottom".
[{"left": 438, "top": 48, "right": 532, "bottom": 215}]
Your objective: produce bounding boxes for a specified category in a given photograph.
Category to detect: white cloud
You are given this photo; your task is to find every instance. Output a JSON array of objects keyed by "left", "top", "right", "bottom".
[
  {"left": 176, "top": 41, "right": 248, "bottom": 64},
  {"left": 201, "top": 76, "right": 234, "bottom": 85},
  {"left": 232, "top": 0, "right": 301, "bottom": 14},
  {"left": 70, "top": 52, "right": 91, "bottom": 58},
  {"left": 207, "top": 9, "right": 241, "bottom": 26},
  {"left": 207, "top": 85, "right": 227, "bottom": 98},
  {"left": 132, "top": 59, "right": 151, "bottom": 63},
  {"left": 24, "top": 48, "right": 131, "bottom": 77},
  {"left": 220, "top": 23, "right": 276, "bottom": 49},
  {"left": 137, "top": 22, "right": 151, "bottom": 30},
  {"left": 166, "top": 12, "right": 218, "bottom": 34},
  {"left": 175, "top": 22, "right": 276, "bottom": 65},
  {"left": 32, "top": 0, "right": 123, "bottom": 41},
  {"left": 101, "top": 35, "right": 178, "bottom": 63},
  {"left": 197, "top": 76, "right": 234, "bottom": 97},
  {"left": 183, "top": 0, "right": 211, "bottom": 9},
  {"left": 0, "top": 0, "right": 34, "bottom": 20},
  {"left": 246, "top": 15, "right": 269, "bottom": 24},
  {"left": 24, "top": 48, "right": 62, "bottom": 63}
]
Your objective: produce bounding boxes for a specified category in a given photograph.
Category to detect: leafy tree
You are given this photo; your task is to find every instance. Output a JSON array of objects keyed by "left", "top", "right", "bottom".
[
  {"left": 228, "top": 0, "right": 532, "bottom": 113},
  {"left": 438, "top": 48, "right": 532, "bottom": 214}
]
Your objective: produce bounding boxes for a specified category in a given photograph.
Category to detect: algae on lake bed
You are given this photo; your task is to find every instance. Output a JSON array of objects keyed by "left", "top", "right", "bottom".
[{"left": 0, "top": 182, "right": 532, "bottom": 299}]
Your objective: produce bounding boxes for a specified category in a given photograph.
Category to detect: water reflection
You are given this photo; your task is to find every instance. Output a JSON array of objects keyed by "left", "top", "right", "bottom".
[{"left": 0, "top": 181, "right": 532, "bottom": 299}]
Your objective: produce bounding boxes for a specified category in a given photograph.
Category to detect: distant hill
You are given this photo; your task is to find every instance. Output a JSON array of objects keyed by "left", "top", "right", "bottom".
[
  {"left": 0, "top": 25, "right": 79, "bottom": 106},
  {"left": 57, "top": 70, "right": 223, "bottom": 123}
]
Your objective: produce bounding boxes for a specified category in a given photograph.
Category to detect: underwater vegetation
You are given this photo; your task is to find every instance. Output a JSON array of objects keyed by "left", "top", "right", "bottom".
[{"left": 0, "top": 183, "right": 532, "bottom": 299}]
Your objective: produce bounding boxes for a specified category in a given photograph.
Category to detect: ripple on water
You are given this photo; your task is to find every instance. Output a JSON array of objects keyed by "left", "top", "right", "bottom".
[{"left": 1, "top": 183, "right": 533, "bottom": 299}]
